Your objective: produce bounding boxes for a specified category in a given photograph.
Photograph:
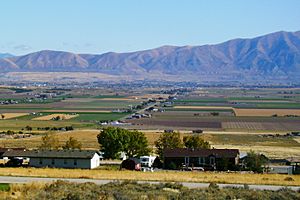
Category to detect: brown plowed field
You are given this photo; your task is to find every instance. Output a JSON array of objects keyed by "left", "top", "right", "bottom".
[
  {"left": 234, "top": 108, "right": 300, "bottom": 116},
  {"left": 222, "top": 121, "right": 300, "bottom": 131},
  {"left": 129, "top": 118, "right": 222, "bottom": 129}
]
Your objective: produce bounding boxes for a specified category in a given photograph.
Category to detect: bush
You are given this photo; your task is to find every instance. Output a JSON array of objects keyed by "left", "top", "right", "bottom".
[
  {"left": 208, "top": 182, "right": 219, "bottom": 190},
  {"left": 168, "top": 161, "right": 178, "bottom": 170},
  {"left": 3, "top": 180, "right": 300, "bottom": 200},
  {"left": 0, "top": 183, "right": 10, "bottom": 192}
]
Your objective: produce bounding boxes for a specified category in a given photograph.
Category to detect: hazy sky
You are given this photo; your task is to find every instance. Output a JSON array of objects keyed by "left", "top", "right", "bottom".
[{"left": 1, "top": 0, "right": 300, "bottom": 55}]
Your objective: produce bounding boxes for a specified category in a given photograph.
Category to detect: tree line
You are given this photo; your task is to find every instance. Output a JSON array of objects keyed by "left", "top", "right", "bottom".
[
  {"left": 97, "top": 127, "right": 267, "bottom": 173},
  {"left": 97, "top": 127, "right": 210, "bottom": 160}
]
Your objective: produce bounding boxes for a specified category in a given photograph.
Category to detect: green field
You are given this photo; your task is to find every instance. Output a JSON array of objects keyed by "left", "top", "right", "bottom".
[
  {"left": 70, "top": 113, "right": 128, "bottom": 122},
  {"left": 0, "top": 119, "right": 95, "bottom": 131},
  {"left": 0, "top": 183, "right": 10, "bottom": 192}
]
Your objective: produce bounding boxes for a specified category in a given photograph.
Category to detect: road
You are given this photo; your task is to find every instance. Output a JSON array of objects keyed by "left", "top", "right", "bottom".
[
  {"left": 0, "top": 176, "right": 299, "bottom": 191},
  {"left": 120, "top": 102, "right": 159, "bottom": 121}
]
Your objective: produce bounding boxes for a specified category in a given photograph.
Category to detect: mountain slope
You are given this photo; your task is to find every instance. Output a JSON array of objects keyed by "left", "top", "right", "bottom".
[
  {"left": 9, "top": 50, "right": 89, "bottom": 71},
  {"left": 1, "top": 31, "right": 300, "bottom": 82}
]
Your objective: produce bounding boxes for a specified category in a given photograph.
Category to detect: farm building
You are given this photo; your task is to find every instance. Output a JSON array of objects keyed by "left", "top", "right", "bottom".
[
  {"left": 163, "top": 148, "right": 239, "bottom": 171},
  {"left": 3, "top": 149, "right": 102, "bottom": 169}
]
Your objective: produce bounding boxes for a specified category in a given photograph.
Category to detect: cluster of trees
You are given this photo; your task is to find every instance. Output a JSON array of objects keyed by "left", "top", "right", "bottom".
[
  {"left": 52, "top": 116, "right": 64, "bottom": 121},
  {"left": 39, "top": 134, "right": 82, "bottom": 150},
  {"left": 243, "top": 150, "right": 268, "bottom": 173},
  {"left": 155, "top": 131, "right": 210, "bottom": 159},
  {"left": 97, "top": 127, "right": 210, "bottom": 160},
  {"left": 97, "top": 127, "right": 150, "bottom": 159},
  {"left": 37, "top": 126, "right": 74, "bottom": 131},
  {"left": 97, "top": 128, "right": 268, "bottom": 173},
  {"left": 0, "top": 130, "right": 25, "bottom": 135}
]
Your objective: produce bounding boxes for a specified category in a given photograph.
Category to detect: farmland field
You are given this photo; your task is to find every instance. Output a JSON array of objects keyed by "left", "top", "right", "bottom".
[
  {"left": 0, "top": 86, "right": 300, "bottom": 161},
  {"left": 0, "top": 113, "right": 29, "bottom": 119},
  {"left": 32, "top": 113, "right": 79, "bottom": 120},
  {"left": 234, "top": 108, "right": 300, "bottom": 116},
  {"left": 126, "top": 111, "right": 300, "bottom": 131},
  {"left": 173, "top": 106, "right": 233, "bottom": 110}
]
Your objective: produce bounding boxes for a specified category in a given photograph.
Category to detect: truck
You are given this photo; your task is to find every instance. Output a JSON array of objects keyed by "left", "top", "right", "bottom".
[{"left": 140, "top": 156, "right": 156, "bottom": 171}]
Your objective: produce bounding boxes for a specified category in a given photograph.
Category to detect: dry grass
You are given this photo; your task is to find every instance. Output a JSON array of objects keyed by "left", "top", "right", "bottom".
[
  {"left": 32, "top": 114, "right": 79, "bottom": 121},
  {"left": 2, "top": 129, "right": 298, "bottom": 158},
  {"left": 174, "top": 106, "right": 233, "bottom": 110},
  {"left": 0, "top": 130, "right": 188, "bottom": 150},
  {"left": 234, "top": 108, "right": 300, "bottom": 116},
  {"left": 0, "top": 113, "right": 29, "bottom": 119},
  {"left": 0, "top": 130, "right": 100, "bottom": 149},
  {"left": 0, "top": 167, "right": 299, "bottom": 186},
  {"left": 213, "top": 144, "right": 300, "bottom": 158},
  {"left": 294, "top": 137, "right": 300, "bottom": 143}
]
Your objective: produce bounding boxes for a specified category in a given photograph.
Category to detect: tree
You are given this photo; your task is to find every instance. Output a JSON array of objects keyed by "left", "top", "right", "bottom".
[
  {"left": 244, "top": 150, "right": 268, "bottom": 173},
  {"left": 124, "top": 130, "right": 150, "bottom": 158},
  {"left": 97, "top": 127, "right": 150, "bottom": 159},
  {"left": 25, "top": 125, "right": 32, "bottom": 131},
  {"left": 154, "top": 131, "right": 183, "bottom": 159},
  {"left": 1, "top": 114, "right": 5, "bottom": 119},
  {"left": 39, "top": 134, "right": 60, "bottom": 150},
  {"left": 183, "top": 135, "right": 210, "bottom": 149},
  {"left": 62, "top": 137, "right": 82, "bottom": 150},
  {"left": 97, "top": 127, "right": 126, "bottom": 159}
]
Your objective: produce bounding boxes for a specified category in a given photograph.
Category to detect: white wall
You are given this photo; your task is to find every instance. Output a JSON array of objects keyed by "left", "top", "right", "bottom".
[
  {"left": 29, "top": 154, "right": 100, "bottom": 169},
  {"left": 90, "top": 153, "right": 101, "bottom": 169}
]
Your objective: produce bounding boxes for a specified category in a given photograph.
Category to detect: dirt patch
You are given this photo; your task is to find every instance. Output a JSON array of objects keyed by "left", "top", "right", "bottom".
[
  {"left": 32, "top": 114, "right": 78, "bottom": 121},
  {"left": 0, "top": 113, "right": 29, "bottom": 119}
]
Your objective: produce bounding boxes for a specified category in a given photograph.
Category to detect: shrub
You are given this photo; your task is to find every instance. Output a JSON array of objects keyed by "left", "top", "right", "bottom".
[{"left": 284, "top": 177, "right": 294, "bottom": 181}]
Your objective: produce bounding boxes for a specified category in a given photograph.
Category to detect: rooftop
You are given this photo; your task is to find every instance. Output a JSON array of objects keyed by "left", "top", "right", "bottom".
[
  {"left": 2, "top": 149, "right": 100, "bottom": 159},
  {"left": 164, "top": 148, "right": 239, "bottom": 158}
]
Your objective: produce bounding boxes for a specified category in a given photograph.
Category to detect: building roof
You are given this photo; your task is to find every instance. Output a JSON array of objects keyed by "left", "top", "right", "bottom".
[
  {"left": 3, "top": 149, "right": 100, "bottom": 159},
  {"left": 164, "top": 148, "right": 239, "bottom": 158},
  {"left": 0, "top": 148, "right": 26, "bottom": 156}
]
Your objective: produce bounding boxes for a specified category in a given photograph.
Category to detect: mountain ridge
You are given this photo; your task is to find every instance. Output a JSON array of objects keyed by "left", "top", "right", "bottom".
[{"left": 1, "top": 30, "right": 300, "bottom": 82}]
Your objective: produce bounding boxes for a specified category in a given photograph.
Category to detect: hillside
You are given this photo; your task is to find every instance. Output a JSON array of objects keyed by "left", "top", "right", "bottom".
[{"left": 1, "top": 31, "right": 300, "bottom": 83}]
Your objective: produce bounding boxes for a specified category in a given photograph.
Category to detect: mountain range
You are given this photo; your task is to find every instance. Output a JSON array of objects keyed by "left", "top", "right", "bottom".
[{"left": 1, "top": 31, "right": 300, "bottom": 83}]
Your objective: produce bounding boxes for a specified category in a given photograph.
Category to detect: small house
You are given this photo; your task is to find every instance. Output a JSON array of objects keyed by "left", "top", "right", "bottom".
[
  {"left": 163, "top": 148, "right": 239, "bottom": 171},
  {"left": 3, "top": 149, "right": 101, "bottom": 169}
]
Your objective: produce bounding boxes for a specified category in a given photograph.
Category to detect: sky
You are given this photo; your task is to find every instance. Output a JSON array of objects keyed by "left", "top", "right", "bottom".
[{"left": 1, "top": 0, "right": 300, "bottom": 55}]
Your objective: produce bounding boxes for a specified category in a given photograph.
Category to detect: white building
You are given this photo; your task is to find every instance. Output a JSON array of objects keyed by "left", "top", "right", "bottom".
[{"left": 3, "top": 149, "right": 102, "bottom": 169}]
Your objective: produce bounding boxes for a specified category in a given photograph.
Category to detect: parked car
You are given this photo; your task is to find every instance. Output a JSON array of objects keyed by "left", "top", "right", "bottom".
[{"left": 6, "top": 158, "right": 23, "bottom": 167}]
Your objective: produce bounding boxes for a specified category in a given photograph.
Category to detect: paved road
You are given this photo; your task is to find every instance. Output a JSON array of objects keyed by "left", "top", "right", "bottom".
[
  {"left": 120, "top": 102, "right": 159, "bottom": 120},
  {"left": 0, "top": 176, "right": 299, "bottom": 191}
]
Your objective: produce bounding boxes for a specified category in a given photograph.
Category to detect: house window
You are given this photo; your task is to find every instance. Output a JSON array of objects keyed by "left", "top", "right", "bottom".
[
  {"left": 209, "top": 157, "right": 215, "bottom": 165},
  {"left": 51, "top": 159, "right": 55, "bottom": 165},
  {"left": 184, "top": 157, "right": 189, "bottom": 164},
  {"left": 39, "top": 158, "right": 43, "bottom": 165},
  {"left": 64, "top": 159, "right": 67, "bottom": 165},
  {"left": 198, "top": 157, "right": 205, "bottom": 164},
  {"left": 74, "top": 159, "right": 77, "bottom": 166}
]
